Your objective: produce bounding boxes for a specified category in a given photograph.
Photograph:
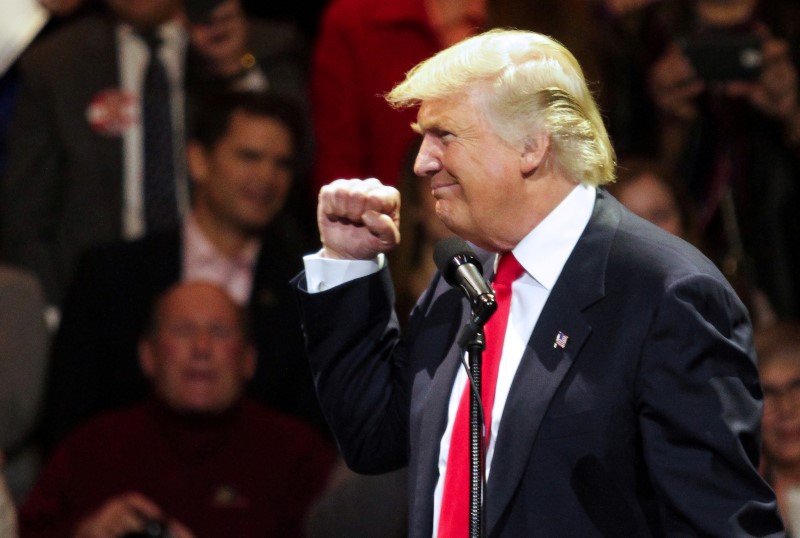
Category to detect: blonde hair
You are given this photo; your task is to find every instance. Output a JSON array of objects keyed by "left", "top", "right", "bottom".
[{"left": 386, "top": 29, "right": 615, "bottom": 186}]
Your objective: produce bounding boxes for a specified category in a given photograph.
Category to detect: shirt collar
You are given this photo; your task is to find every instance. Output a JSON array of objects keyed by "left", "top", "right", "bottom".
[
  {"left": 509, "top": 184, "right": 596, "bottom": 291},
  {"left": 117, "top": 17, "right": 187, "bottom": 47},
  {"left": 184, "top": 213, "right": 260, "bottom": 269}
]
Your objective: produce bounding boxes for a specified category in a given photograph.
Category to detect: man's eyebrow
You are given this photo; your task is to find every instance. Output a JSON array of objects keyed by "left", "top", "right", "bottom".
[{"left": 411, "top": 121, "right": 449, "bottom": 136}]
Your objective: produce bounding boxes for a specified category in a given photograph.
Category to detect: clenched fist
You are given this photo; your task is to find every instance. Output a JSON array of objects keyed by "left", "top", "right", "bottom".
[{"left": 317, "top": 178, "right": 401, "bottom": 260}]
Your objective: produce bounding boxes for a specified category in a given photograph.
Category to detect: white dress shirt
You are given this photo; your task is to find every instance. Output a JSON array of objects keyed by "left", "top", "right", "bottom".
[{"left": 303, "top": 184, "right": 596, "bottom": 535}]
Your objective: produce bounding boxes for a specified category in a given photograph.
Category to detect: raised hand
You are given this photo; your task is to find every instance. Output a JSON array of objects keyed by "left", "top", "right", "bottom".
[
  {"left": 317, "top": 178, "right": 401, "bottom": 260},
  {"left": 724, "top": 25, "right": 798, "bottom": 123}
]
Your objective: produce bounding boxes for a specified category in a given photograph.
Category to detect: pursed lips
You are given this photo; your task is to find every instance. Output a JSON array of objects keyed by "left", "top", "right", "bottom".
[{"left": 431, "top": 179, "right": 459, "bottom": 198}]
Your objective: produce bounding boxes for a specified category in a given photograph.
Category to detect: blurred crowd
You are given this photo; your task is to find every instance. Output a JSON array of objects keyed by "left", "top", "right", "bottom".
[{"left": 0, "top": 0, "right": 799, "bottom": 536}]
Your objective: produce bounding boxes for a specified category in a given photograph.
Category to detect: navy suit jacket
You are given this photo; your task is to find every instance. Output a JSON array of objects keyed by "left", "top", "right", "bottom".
[
  {"left": 294, "top": 191, "right": 783, "bottom": 537},
  {"left": 41, "top": 216, "right": 326, "bottom": 450}
]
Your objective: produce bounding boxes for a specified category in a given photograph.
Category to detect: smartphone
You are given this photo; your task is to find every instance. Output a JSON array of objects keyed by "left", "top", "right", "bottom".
[{"left": 677, "top": 33, "right": 764, "bottom": 82}]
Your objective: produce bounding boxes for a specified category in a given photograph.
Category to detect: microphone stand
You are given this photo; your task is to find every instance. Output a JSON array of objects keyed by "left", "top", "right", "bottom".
[
  {"left": 458, "top": 321, "right": 488, "bottom": 538},
  {"left": 433, "top": 237, "right": 496, "bottom": 538}
]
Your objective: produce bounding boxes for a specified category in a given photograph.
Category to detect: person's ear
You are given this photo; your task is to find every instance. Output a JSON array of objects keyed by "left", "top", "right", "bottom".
[
  {"left": 520, "top": 131, "right": 550, "bottom": 176},
  {"left": 138, "top": 339, "right": 157, "bottom": 380},
  {"left": 187, "top": 141, "right": 210, "bottom": 186},
  {"left": 242, "top": 345, "right": 257, "bottom": 381}
]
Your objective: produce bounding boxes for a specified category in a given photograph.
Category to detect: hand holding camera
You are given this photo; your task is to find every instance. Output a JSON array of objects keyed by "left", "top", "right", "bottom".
[
  {"left": 678, "top": 32, "right": 763, "bottom": 83},
  {"left": 73, "top": 492, "right": 196, "bottom": 538},
  {"left": 649, "top": 23, "right": 798, "bottom": 126},
  {"left": 722, "top": 24, "right": 798, "bottom": 123}
]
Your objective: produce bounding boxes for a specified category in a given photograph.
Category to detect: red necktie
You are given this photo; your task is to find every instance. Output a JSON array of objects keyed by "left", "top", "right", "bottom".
[{"left": 437, "top": 252, "right": 524, "bottom": 537}]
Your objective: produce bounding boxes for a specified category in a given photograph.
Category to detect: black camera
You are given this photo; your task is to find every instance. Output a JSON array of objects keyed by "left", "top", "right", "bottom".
[
  {"left": 678, "top": 32, "right": 764, "bottom": 81},
  {"left": 122, "top": 519, "right": 171, "bottom": 538}
]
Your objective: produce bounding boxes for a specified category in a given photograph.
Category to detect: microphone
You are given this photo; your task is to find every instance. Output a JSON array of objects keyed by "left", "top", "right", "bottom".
[{"left": 434, "top": 237, "right": 497, "bottom": 326}]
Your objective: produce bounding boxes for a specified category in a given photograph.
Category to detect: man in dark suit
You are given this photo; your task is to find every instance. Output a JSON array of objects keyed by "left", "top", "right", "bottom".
[
  {"left": 1, "top": 0, "right": 310, "bottom": 306},
  {"left": 40, "top": 90, "right": 325, "bottom": 452},
  {"left": 293, "top": 30, "right": 784, "bottom": 536}
]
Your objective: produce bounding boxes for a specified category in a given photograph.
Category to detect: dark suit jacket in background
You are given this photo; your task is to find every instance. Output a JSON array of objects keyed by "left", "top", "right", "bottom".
[
  {"left": 294, "top": 191, "right": 783, "bottom": 537},
  {"left": 1, "top": 13, "right": 312, "bottom": 305},
  {"left": 40, "top": 215, "right": 326, "bottom": 452},
  {"left": 0, "top": 265, "right": 49, "bottom": 502},
  {"left": 1, "top": 15, "right": 122, "bottom": 305}
]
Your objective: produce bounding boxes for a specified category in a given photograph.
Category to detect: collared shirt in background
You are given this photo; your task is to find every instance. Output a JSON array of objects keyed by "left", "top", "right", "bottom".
[{"left": 182, "top": 215, "right": 261, "bottom": 305}]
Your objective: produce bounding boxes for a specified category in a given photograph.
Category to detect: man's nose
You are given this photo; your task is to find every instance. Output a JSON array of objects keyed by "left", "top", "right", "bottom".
[
  {"left": 192, "top": 330, "right": 213, "bottom": 355},
  {"left": 413, "top": 135, "right": 442, "bottom": 177},
  {"left": 260, "top": 159, "right": 279, "bottom": 180}
]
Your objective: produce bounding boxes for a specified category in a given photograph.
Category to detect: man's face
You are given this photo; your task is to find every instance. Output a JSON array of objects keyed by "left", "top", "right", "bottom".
[
  {"left": 139, "top": 283, "right": 255, "bottom": 414},
  {"left": 187, "top": 0, "right": 247, "bottom": 63},
  {"left": 190, "top": 111, "right": 294, "bottom": 235},
  {"left": 105, "top": 0, "right": 181, "bottom": 29},
  {"left": 616, "top": 173, "right": 685, "bottom": 238},
  {"left": 412, "top": 91, "right": 530, "bottom": 251},
  {"left": 761, "top": 355, "right": 800, "bottom": 467}
]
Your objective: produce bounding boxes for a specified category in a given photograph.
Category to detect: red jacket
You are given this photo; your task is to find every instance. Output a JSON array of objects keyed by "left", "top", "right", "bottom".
[{"left": 311, "top": 0, "right": 441, "bottom": 194}]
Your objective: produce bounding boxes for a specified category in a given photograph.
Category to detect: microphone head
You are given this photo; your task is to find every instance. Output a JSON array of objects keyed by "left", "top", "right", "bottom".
[{"left": 433, "top": 237, "right": 483, "bottom": 287}]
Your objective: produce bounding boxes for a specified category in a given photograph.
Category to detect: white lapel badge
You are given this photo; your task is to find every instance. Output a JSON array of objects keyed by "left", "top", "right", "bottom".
[{"left": 553, "top": 331, "right": 569, "bottom": 349}]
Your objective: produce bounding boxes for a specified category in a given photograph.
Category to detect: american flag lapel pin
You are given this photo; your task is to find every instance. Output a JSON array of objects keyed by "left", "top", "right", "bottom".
[{"left": 554, "top": 331, "right": 568, "bottom": 349}]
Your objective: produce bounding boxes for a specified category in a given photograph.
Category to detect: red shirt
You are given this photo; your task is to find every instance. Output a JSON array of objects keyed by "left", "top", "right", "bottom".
[{"left": 19, "top": 400, "right": 336, "bottom": 538}]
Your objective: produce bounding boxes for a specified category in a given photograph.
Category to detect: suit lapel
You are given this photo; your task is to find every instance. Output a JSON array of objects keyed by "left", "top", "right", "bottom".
[
  {"left": 409, "top": 246, "right": 500, "bottom": 537},
  {"left": 485, "top": 192, "right": 618, "bottom": 535},
  {"left": 79, "top": 17, "right": 124, "bottom": 216},
  {"left": 81, "top": 17, "right": 120, "bottom": 94},
  {"left": 411, "top": 276, "right": 470, "bottom": 538}
]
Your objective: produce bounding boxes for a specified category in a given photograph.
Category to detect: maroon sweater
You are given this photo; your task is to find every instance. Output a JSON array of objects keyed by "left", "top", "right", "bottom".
[{"left": 19, "top": 399, "right": 336, "bottom": 537}]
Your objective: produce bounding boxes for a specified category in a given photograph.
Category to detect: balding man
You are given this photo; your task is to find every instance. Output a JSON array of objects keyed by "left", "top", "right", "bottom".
[{"left": 21, "top": 282, "right": 334, "bottom": 538}]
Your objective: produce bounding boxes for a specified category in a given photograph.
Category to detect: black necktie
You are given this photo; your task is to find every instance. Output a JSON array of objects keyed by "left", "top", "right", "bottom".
[{"left": 141, "top": 30, "right": 178, "bottom": 232}]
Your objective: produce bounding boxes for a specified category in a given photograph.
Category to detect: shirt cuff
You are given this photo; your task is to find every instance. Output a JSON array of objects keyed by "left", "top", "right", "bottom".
[{"left": 303, "top": 250, "right": 385, "bottom": 293}]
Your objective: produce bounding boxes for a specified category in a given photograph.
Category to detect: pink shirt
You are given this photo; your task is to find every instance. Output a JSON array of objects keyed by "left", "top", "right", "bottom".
[{"left": 182, "top": 215, "right": 261, "bottom": 305}]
